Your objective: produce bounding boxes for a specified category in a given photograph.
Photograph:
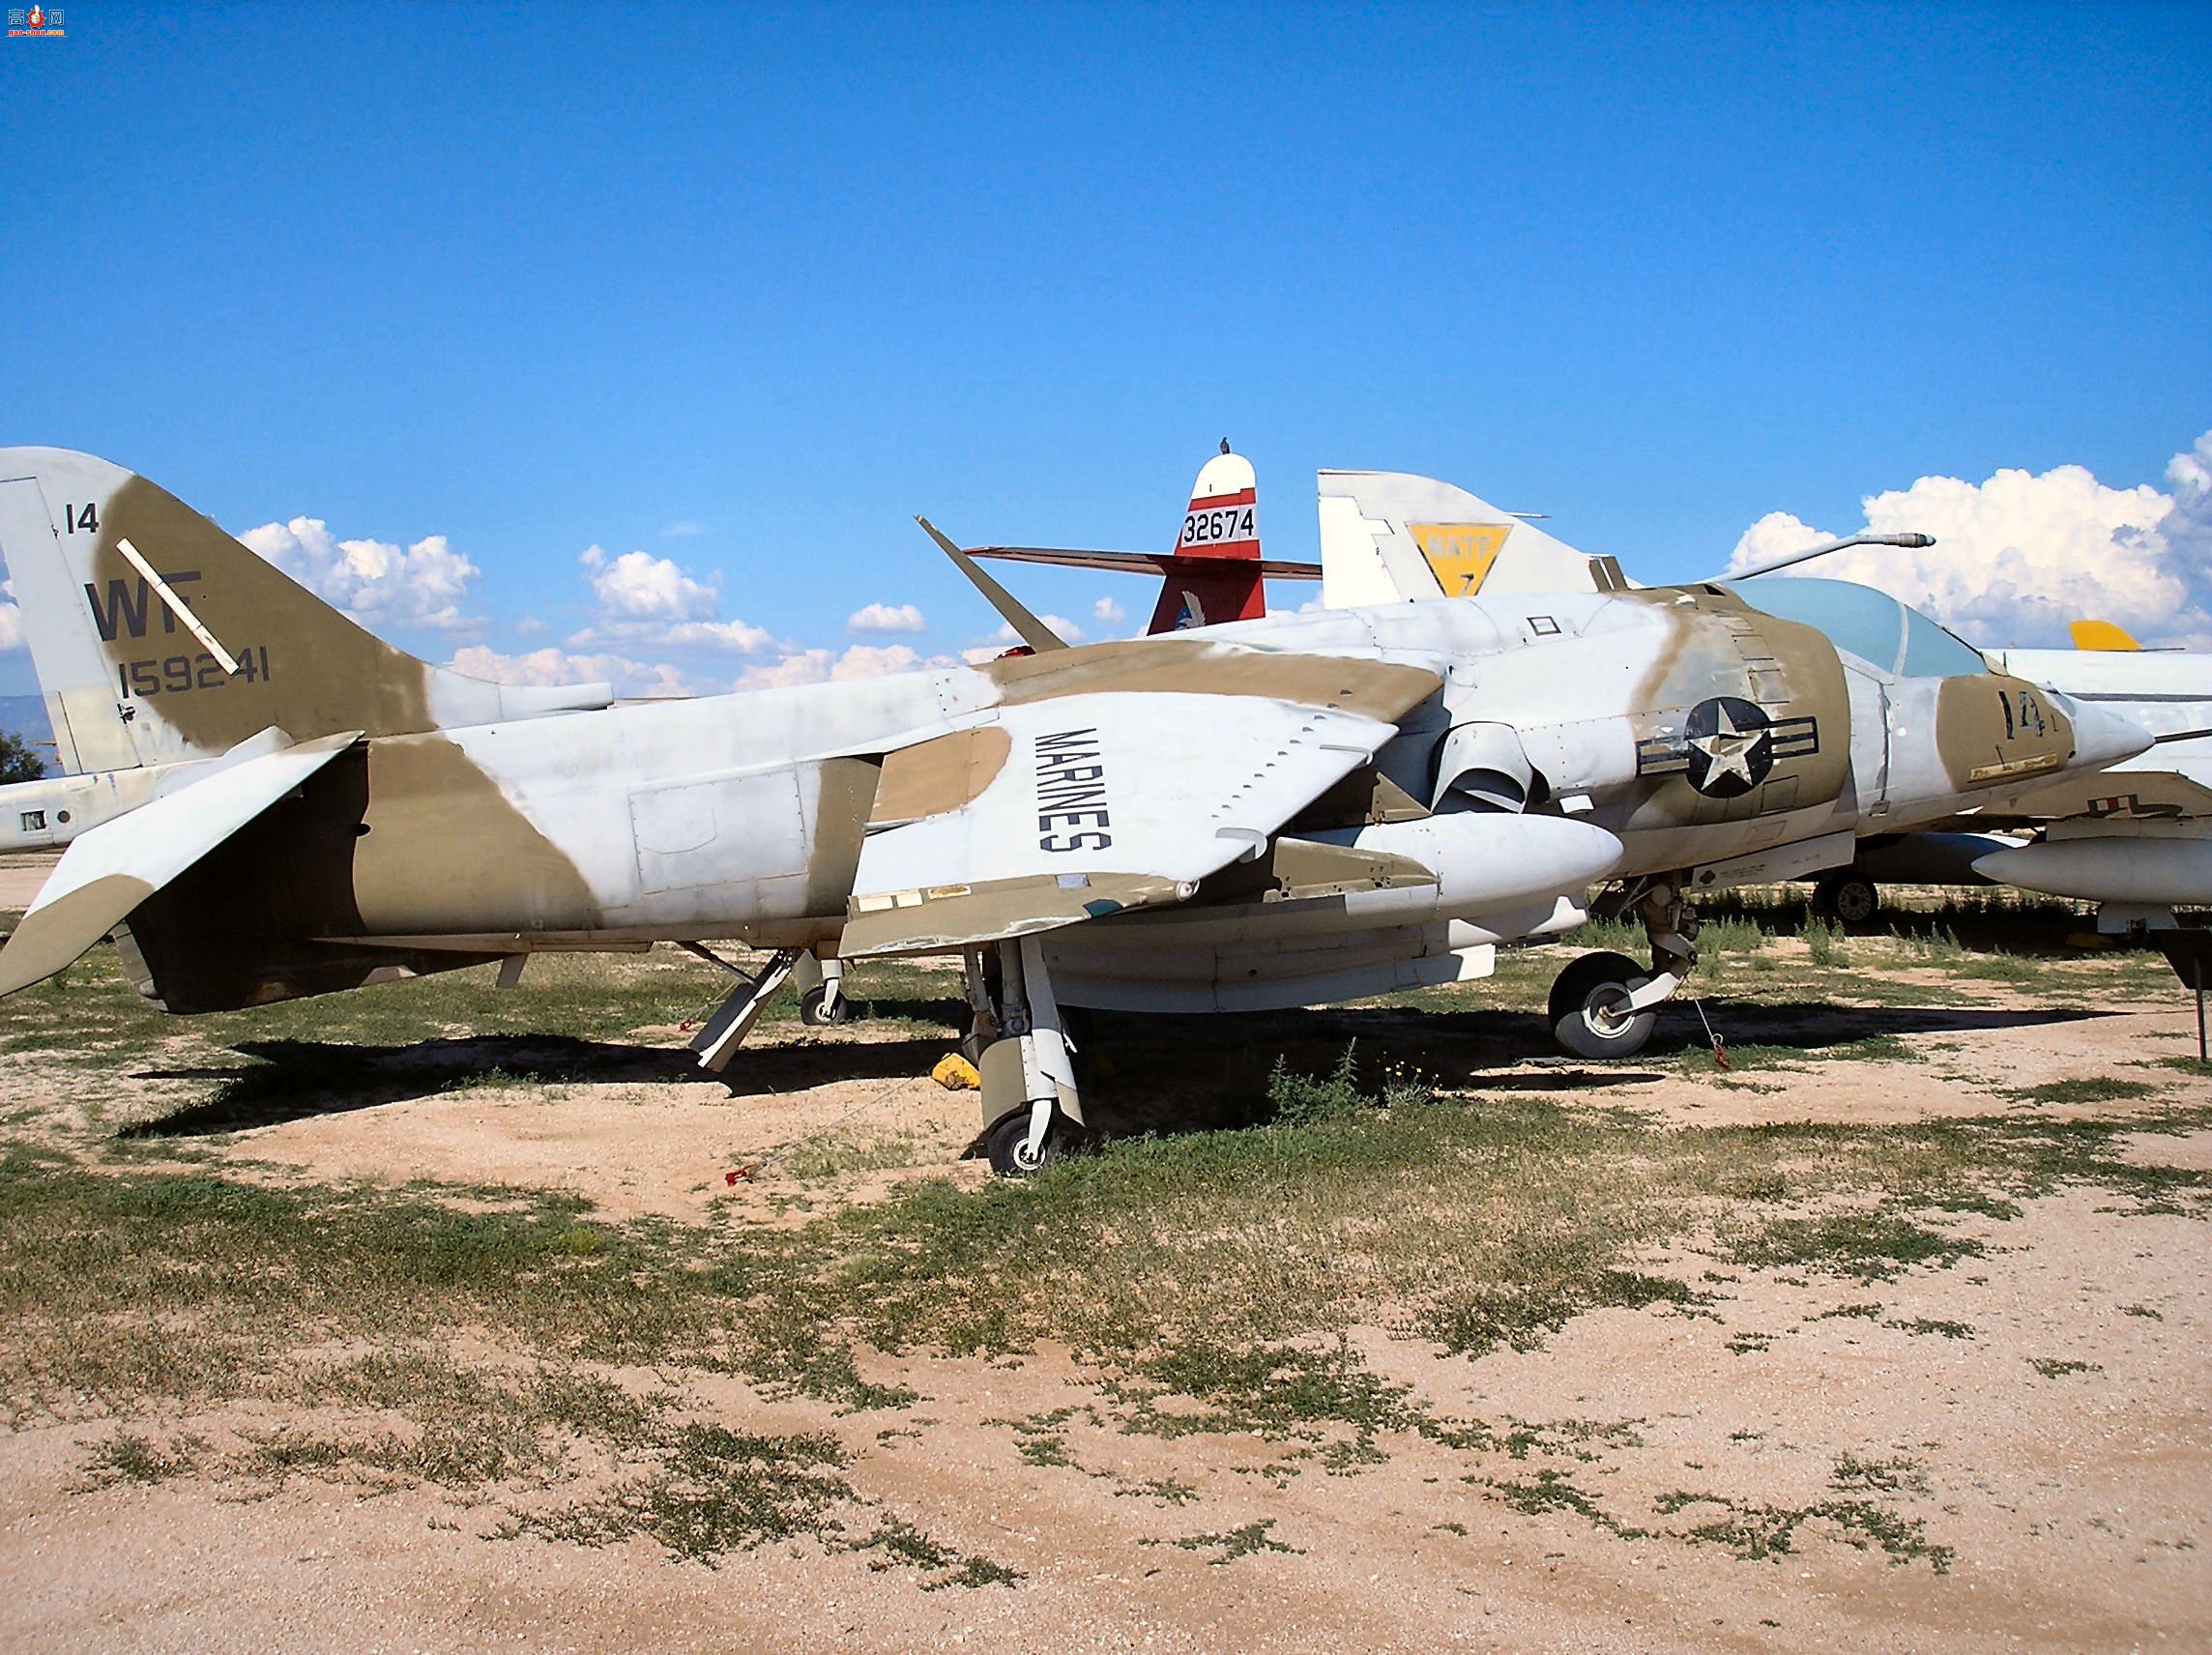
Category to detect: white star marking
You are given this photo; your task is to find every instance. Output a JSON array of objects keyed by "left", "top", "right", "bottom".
[{"left": 1691, "top": 706, "right": 1766, "bottom": 789}]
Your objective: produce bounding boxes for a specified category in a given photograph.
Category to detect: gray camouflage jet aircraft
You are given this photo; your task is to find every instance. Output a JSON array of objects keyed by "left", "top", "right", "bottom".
[{"left": 0, "top": 449, "right": 2155, "bottom": 1172}]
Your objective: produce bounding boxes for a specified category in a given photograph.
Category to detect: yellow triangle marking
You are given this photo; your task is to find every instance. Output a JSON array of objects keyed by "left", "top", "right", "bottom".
[{"left": 1411, "top": 522, "right": 1513, "bottom": 596}]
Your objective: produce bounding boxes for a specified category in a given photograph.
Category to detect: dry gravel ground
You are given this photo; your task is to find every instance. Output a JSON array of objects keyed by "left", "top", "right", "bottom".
[
  {"left": 0, "top": 851, "right": 57, "bottom": 913},
  {"left": 0, "top": 876, "right": 2206, "bottom": 1654}
]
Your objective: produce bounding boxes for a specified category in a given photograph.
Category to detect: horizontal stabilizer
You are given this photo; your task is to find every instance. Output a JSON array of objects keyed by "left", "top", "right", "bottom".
[
  {"left": 966, "top": 545, "right": 1322, "bottom": 580},
  {"left": 0, "top": 730, "right": 361, "bottom": 997},
  {"left": 917, "top": 516, "right": 1070, "bottom": 653}
]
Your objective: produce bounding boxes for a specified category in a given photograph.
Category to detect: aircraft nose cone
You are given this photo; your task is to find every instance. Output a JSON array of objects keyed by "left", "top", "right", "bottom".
[{"left": 2056, "top": 692, "right": 2155, "bottom": 771}]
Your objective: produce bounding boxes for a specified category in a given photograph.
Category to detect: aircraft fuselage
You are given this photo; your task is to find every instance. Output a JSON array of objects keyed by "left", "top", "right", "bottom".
[{"left": 69, "top": 579, "right": 2140, "bottom": 1013}]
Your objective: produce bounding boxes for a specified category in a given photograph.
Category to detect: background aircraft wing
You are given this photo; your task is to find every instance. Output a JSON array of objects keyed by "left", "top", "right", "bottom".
[
  {"left": 843, "top": 651, "right": 1440, "bottom": 955},
  {"left": 1954, "top": 646, "right": 2212, "bottom": 908}
]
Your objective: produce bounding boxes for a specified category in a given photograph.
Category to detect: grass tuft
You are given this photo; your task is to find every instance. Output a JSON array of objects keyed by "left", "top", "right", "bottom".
[
  {"left": 84, "top": 1431, "right": 201, "bottom": 1487},
  {"left": 1162, "top": 1518, "right": 1303, "bottom": 1565}
]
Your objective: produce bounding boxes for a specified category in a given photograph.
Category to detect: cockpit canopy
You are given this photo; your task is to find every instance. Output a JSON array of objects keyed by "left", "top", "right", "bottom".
[{"left": 1736, "top": 578, "right": 1988, "bottom": 680}]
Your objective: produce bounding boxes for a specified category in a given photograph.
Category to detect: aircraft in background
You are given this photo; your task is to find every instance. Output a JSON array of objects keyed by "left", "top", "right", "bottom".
[
  {"left": 1317, "top": 467, "right": 1634, "bottom": 606},
  {"left": 964, "top": 442, "right": 1320, "bottom": 636},
  {"left": 1974, "top": 624, "right": 2211, "bottom": 919},
  {"left": 0, "top": 448, "right": 2154, "bottom": 1174}
]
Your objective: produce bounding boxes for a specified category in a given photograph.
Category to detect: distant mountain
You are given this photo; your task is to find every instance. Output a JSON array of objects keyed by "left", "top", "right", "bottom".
[{"left": 0, "top": 695, "right": 55, "bottom": 776}]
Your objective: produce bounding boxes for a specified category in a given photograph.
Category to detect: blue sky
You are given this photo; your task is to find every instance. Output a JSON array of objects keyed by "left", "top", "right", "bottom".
[{"left": 3, "top": 0, "right": 2207, "bottom": 696}]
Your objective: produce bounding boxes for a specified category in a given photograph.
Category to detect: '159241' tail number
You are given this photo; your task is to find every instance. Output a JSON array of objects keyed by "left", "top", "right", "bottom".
[{"left": 117, "top": 647, "right": 273, "bottom": 699}]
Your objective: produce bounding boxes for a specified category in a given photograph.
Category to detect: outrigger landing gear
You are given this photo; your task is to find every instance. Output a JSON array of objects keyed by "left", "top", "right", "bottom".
[
  {"left": 1548, "top": 878, "right": 1700, "bottom": 1060},
  {"left": 963, "top": 937, "right": 1084, "bottom": 1176},
  {"left": 687, "top": 946, "right": 803, "bottom": 1072},
  {"left": 684, "top": 944, "right": 850, "bottom": 1069},
  {"left": 792, "top": 949, "right": 850, "bottom": 1025}
]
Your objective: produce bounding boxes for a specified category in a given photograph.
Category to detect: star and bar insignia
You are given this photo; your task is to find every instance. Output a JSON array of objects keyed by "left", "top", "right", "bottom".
[{"left": 1636, "top": 695, "right": 1819, "bottom": 799}]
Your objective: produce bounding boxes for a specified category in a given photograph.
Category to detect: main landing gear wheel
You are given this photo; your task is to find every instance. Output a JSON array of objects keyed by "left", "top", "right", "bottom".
[
  {"left": 1548, "top": 950, "right": 1658, "bottom": 1060},
  {"left": 1814, "top": 871, "right": 1880, "bottom": 930},
  {"left": 984, "top": 1108, "right": 1062, "bottom": 1177},
  {"left": 798, "top": 986, "right": 850, "bottom": 1026}
]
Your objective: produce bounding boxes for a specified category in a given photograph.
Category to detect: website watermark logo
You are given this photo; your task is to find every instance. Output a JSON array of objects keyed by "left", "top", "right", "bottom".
[{"left": 8, "top": 5, "right": 66, "bottom": 37}]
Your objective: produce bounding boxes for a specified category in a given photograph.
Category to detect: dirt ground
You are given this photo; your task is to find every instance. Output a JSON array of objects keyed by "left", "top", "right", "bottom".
[
  {"left": 0, "top": 850, "right": 56, "bottom": 912},
  {"left": 0, "top": 871, "right": 2206, "bottom": 1653}
]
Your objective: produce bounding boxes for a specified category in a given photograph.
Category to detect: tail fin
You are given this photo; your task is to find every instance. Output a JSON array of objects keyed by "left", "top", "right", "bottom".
[
  {"left": 1317, "top": 470, "right": 1625, "bottom": 607},
  {"left": 1147, "top": 449, "right": 1266, "bottom": 632},
  {"left": 2070, "top": 619, "right": 2140, "bottom": 652},
  {"left": 960, "top": 448, "right": 1318, "bottom": 634},
  {"left": 0, "top": 448, "right": 607, "bottom": 773}
]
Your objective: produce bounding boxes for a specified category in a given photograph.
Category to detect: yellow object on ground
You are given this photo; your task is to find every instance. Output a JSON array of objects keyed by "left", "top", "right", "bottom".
[{"left": 931, "top": 1053, "right": 981, "bottom": 1090}]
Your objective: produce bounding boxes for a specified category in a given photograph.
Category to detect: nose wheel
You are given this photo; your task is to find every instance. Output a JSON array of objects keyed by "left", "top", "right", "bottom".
[
  {"left": 1548, "top": 879, "right": 1701, "bottom": 1060},
  {"left": 1548, "top": 950, "right": 1660, "bottom": 1059}
]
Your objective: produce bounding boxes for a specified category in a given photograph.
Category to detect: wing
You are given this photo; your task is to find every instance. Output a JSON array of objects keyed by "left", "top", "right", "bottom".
[
  {"left": 843, "top": 650, "right": 1440, "bottom": 956},
  {"left": 0, "top": 730, "right": 362, "bottom": 997}
]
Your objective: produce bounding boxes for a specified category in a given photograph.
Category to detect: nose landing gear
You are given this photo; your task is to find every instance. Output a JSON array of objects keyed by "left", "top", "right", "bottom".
[
  {"left": 1548, "top": 950, "right": 1659, "bottom": 1059},
  {"left": 1548, "top": 879, "right": 1700, "bottom": 1060}
]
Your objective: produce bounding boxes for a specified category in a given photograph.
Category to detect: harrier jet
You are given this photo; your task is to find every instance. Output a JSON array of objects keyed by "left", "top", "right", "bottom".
[{"left": 0, "top": 449, "right": 2152, "bottom": 1172}]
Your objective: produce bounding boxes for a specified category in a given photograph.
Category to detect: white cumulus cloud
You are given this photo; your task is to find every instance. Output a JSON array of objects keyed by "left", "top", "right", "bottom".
[
  {"left": 1092, "top": 595, "right": 1126, "bottom": 624},
  {"left": 569, "top": 544, "right": 775, "bottom": 653},
  {"left": 0, "top": 578, "right": 19, "bottom": 651},
  {"left": 734, "top": 642, "right": 949, "bottom": 692},
  {"left": 847, "top": 601, "right": 927, "bottom": 635},
  {"left": 579, "top": 544, "right": 719, "bottom": 623},
  {"left": 449, "top": 644, "right": 693, "bottom": 700},
  {"left": 651, "top": 618, "right": 780, "bottom": 652},
  {"left": 240, "top": 517, "right": 480, "bottom": 630},
  {"left": 1727, "top": 432, "right": 2212, "bottom": 649}
]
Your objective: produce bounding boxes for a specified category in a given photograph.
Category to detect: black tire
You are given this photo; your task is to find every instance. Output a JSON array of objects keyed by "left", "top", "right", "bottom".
[
  {"left": 1813, "top": 872, "right": 1879, "bottom": 930},
  {"left": 799, "top": 985, "right": 851, "bottom": 1026},
  {"left": 1548, "top": 950, "right": 1658, "bottom": 1060},
  {"left": 984, "top": 1108, "right": 1058, "bottom": 1177}
]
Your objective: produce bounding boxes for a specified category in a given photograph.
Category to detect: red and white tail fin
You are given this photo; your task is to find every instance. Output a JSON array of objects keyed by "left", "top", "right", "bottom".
[
  {"left": 958, "top": 446, "right": 1317, "bottom": 633},
  {"left": 1148, "top": 448, "right": 1266, "bottom": 633}
]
